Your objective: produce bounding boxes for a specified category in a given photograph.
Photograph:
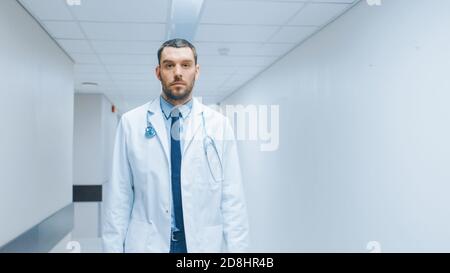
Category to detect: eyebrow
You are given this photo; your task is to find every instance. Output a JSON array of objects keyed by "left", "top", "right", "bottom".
[{"left": 161, "top": 59, "right": 193, "bottom": 64}]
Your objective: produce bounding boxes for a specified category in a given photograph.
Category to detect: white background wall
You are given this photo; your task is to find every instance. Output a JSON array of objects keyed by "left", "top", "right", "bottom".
[
  {"left": 73, "top": 94, "right": 103, "bottom": 186},
  {"left": 101, "top": 95, "right": 120, "bottom": 187},
  {"left": 223, "top": 0, "right": 450, "bottom": 252},
  {"left": 0, "top": 0, "right": 74, "bottom": 247},
  {"left": 73, "top": 93, "right": 118, "bottom": 186},
  {"left": 72, "top": 93, "right": 118, "bottom": 246}
]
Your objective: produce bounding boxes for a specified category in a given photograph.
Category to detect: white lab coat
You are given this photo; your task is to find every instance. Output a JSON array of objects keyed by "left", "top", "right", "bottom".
[{"left": 102, "top": 97, "right": 249, "bottom": 253}]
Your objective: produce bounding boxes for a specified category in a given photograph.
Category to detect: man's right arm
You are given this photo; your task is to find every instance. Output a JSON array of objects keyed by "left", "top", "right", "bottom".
[{"left": 102, "top": 117, "right": 134, "bottom": 253}]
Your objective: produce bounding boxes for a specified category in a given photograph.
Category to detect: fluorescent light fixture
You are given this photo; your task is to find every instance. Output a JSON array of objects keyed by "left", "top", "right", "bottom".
[
  {"left": 66, "top": 0, "right": 81, "bottom": 6},
  {"left": 167, "top": 0, "right": 205, "bottom": 41}
]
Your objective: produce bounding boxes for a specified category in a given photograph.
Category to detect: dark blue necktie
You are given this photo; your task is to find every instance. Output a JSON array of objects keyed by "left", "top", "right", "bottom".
[{"left": 170, "top": 110, "right": 187, "bottom": 252}]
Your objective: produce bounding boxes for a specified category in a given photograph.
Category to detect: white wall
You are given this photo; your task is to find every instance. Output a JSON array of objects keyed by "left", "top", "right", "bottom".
[
  {"left": 73, "top": 93, "right": 118, "bottom": 239},
  {"left": 101, "top": 95, "right": 120, "bottom": 186},
  {"left": 0, "top": 0, "right": 74, "bottom": 247},
  {"left": 73, "top": 93, "right": 118, "bottom": 186},
  {"left": 222, "top": 0, "right": 450, "bottom": 252},
  {"left": 74, "top": 94, "right": 101, "bottom": 186}
]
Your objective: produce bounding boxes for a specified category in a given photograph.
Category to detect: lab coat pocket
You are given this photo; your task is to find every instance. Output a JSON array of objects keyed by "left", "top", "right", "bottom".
[
  {"left": 201, "top": 225, "right": 223, "bottom": 253},
  {"left": 124, "top": 218, "right": 154, "bottom": 253}
]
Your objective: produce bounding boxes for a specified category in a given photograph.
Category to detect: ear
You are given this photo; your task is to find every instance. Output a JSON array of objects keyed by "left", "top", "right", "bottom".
[
  {"left": 195, "top": 64, "right": 200, "bottom": 81},
  {"left": 155, "top": 65, "right": 161, "bottom": 81}
]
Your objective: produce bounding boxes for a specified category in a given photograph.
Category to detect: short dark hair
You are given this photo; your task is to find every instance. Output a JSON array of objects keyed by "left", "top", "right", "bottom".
[{"left": 157, "top": 38, "right": 197, "bottom": 64}]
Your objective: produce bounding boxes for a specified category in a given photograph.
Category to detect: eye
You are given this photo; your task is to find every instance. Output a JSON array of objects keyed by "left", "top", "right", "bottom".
[
  {"left": 182, "top": 63, "right": 191, "bottom": 68},
  {"left": 165, "top": 63, "right": 174, "bottom": 69}
]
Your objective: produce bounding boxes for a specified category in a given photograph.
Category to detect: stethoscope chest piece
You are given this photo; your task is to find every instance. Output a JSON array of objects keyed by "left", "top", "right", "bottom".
[{"left": 145, "top": 125, "right": 156, "bottom": 138}]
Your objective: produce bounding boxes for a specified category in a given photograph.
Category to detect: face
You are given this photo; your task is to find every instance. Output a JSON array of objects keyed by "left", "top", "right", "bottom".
[{"left": 156, "top": 46, "right": 199, "bottom": 104}]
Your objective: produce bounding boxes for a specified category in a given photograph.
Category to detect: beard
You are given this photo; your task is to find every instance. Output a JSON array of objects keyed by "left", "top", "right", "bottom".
[{"left": 161, "top": 78, "right": 195, "bottom": 101}]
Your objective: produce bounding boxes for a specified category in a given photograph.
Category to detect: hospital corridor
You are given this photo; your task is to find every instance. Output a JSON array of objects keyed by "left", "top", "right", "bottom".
[{"left": 1, "top": 0, "right": 450, "bottom": 254}]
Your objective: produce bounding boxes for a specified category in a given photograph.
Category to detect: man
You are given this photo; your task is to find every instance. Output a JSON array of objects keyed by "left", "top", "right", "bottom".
[{"left": 102, "top": 39, "right": 249, "bottom": 253}]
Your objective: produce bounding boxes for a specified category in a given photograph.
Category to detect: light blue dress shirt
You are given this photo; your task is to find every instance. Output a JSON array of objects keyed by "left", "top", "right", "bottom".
[{"left": 159, "top": 96, "right": 193, "bottom": 233}]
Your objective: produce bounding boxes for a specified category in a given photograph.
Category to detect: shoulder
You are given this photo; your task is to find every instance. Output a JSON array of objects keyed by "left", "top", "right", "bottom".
[
  {"left": 116, "top": 100, "right": 155, "bottom": 137},
  {"left": 120, "top": 100, "right": 152, "bottom": 125}
]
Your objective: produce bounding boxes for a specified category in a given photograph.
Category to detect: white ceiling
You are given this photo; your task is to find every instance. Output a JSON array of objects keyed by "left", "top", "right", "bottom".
[{"left": 18, "top": 0, "right": 358, "bottom": 113}]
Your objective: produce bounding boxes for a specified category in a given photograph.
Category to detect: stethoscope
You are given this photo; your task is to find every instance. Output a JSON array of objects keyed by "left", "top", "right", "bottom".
[{"left": 145, "top": 110, "right": 224, "bottom": 183}]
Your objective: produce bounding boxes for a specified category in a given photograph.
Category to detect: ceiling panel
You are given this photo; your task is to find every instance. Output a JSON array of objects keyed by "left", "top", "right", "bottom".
[
  {"left": 195, "top": 25, "right": 279, "bottom": 42},
  {"left": 258, "top": 43, "right": 297, "bottom": 56},
  {"left": 198, "top": 66, "right": 238, "bottom": 76},
  {"left": 99, "top": 54, "right": 156, "bottom": 65},
  {"left": 288, "top": 2, "right": 352, "bottom": 26},
  {"left": 74, "top": 64, "right": 107, "bottom": 74},
  {"left": 269, "top": 26, "right": 318, "bottom": 43},
  {"left": 199, "top": 55, "right": 277, "bottom": 67},
  {"left": 56, "top": 39, "right": 93, "bottom": 54},
  {"left": 105, "top": 64, "right": 154, "bottom": 74},
  {"left": 19, "top": 0, "right": 74, "bottom": 21},
  {"left": 42, "top": 21, "right": 85, "bottom": 39},
  {"left": 91, "top": 40, "right": 163, "bottom": 55},
  {"left": 80, "top": 22, "right": 166, "bottom": 41},
  {"left": 70, "top": 0, "right": 169, "bottom": 23},
  {"left": 227, "top": 66, "right": 266, "bottom": 76},
  {"left": 196, "top": 42, "right": 295, "bottom": 57},
  {"left": 200, "top": 0, "right": 305, "bottom": 25},
  {"left": 69, "top": 53, "right": 101, "bottom": 64},
  {"left": 75, "top": 72, "right": 111, "bottom": 82},
  {"left": 199, "top": 69, "right": 235, "bottom": 79},
  {"left": 109, "top": 73, "right": 154, "bottom": 81}
]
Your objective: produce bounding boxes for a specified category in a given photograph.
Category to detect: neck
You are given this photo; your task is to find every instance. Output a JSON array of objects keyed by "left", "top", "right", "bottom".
[{"left": 161, "top": 93, "right": 192, "bottom": 106}]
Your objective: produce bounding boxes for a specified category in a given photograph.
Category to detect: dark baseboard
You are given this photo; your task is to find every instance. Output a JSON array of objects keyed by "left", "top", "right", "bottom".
[{"left": 73, "top": 185, "right": 102, "bottom": 202}]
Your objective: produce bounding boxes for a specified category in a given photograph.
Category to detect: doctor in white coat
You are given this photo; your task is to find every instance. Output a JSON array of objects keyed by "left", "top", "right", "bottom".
[{"left": 102, "top": 39, "right": 249, "bottom": 253}]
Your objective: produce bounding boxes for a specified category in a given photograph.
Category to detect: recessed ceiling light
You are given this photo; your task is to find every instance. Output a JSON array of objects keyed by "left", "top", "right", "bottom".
[
  {"left": 82, "top": 82, "right": 98, "bottom": 86},
  {"left": 218, "top": 47, "right": 230, "bottom": 56}
]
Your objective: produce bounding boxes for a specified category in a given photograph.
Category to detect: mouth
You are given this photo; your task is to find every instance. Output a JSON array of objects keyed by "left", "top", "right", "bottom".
[{"left": 171, "top": 82, "right": 186, "bottom": 86}]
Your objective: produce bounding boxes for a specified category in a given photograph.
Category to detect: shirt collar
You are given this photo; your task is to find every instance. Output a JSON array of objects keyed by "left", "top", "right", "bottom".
[{"left": 160, "top": 95, "right": 193, "bottom": 120}]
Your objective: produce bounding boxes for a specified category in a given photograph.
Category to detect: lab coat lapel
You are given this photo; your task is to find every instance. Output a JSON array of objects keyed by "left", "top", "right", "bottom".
[
  {"left": 147, "top": 99, "right": 170, "bottom": 166},
  {"left": 183, "top": 97, "right": 204, "bottom": 155}
]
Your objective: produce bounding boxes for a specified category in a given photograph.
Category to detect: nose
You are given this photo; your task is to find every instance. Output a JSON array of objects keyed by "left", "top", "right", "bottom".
[{"left": 174, "top": 64, "right": 182, "bottom": 78}]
